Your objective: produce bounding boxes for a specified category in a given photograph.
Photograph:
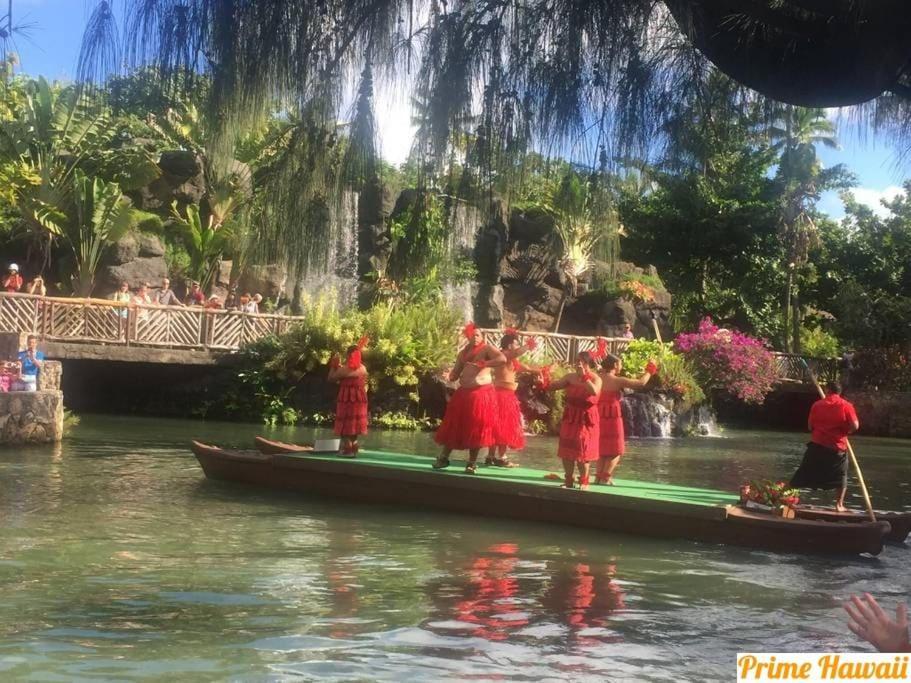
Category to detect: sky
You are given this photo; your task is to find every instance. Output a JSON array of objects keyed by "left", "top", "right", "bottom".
[{"left": 10, "top": 0, "right": 910, "bottom": 220}]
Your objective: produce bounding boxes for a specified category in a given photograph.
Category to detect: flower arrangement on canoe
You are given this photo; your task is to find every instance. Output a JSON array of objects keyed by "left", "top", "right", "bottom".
[
  {"left": 740, "top": 480, "right": 800, "bottom": 508},
  {"left": 674, "top": 317, "right": 778, "bottom": 404}
]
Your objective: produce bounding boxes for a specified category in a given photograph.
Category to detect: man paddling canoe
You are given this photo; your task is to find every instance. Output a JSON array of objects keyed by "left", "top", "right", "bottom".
[{"left": 789, "top": 380, "right": 859, "bottom": 512}]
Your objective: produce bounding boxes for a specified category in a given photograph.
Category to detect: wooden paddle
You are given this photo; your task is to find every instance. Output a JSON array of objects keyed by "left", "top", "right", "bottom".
[{"left": 799, "top": 358, "right": 876, "bottom": 522}]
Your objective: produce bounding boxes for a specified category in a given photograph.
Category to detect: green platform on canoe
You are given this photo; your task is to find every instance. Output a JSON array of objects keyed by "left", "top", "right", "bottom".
[{"left": 291, "top": 448, "right": 740, "bottom": 509}]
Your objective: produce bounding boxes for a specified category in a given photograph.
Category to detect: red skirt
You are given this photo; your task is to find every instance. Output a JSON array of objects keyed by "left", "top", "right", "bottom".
[
  {"left": 493, "top": 387, "right": 525, "bottom": 450},
  {"left": 557, "top": 403, "right": 600, "bottom": 463},
  {"left": 435, "top": 384, "right": 497, "bottom": 450},
  {"left": 598, "top": 400, "right": 625, "bottom": 457},
  {"left": 334, "top": 379, "right": 368, "bottom": 436}
]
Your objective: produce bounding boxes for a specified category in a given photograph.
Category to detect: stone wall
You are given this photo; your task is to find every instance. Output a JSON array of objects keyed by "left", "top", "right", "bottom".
[
  {"left": 0, "top": 391, "right": 63, "bottom": 444},
  {"left": 849, "top": 391, "right": 911, "bottom": 438}
]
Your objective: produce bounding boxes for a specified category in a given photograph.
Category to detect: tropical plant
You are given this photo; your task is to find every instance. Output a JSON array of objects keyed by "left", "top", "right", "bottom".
[
  {"left": 619, "top": 339, "right": 705, "bottom": 405},
  {"left": 170, "top": 201, "right": 233, "bottom": 291},
  {"left": 0, "top": 76, "right": 158, "bottom": 281}
]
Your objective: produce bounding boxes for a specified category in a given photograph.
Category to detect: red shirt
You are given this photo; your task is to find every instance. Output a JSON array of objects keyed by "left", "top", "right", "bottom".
[
  {"left": 809, "top": 394, "right": 858, "bottom": 451},
  {"left": 3, "top": 274, "right": 22, "bottom": 292}
]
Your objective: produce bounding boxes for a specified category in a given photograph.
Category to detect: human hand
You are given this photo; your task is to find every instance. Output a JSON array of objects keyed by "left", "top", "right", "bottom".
[
  {"left": 844, "top": 594, "right": 910, "bottom": 652},
  {"left": 329, "top": 354, "right": 340, "bottom": 370}
]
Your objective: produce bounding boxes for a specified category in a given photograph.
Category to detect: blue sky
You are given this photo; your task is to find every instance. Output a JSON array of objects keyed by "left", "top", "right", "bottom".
[{"left": 11, "top": 0, "right": 910, "bottom": 219}]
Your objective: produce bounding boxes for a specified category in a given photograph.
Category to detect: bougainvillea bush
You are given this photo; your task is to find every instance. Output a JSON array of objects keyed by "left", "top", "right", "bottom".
[{"left": 674, "top": 318, "right": 778, "bottom": 404}]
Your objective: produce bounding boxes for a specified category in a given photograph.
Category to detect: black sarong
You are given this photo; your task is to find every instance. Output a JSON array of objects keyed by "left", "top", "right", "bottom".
[{"left": 789, "top": 442, "right": 848, "bottom": 490}]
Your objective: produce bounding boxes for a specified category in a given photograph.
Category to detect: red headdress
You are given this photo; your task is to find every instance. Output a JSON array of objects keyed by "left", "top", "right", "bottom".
[
  {"left": 504, "top": 327, "right": 518, "bottom": 337},
  {"left": 593, "top": 337, "right": 608, "bottom": 361},
  {"left": 463, "top": 322, "right": 477, "bottom": 340},
  {"left": 347, "top": 335, "right": 369, "bottom": 369}
]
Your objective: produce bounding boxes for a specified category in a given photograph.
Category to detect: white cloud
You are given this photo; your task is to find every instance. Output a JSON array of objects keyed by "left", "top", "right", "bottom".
[{"left": 848, "top": 185, "right": 906, "bottom": 218}]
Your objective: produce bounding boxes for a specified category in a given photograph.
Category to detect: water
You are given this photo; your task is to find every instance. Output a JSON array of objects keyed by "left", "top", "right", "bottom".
[{"left": 0, "top": 416, "right": 909, "bottom": 681}]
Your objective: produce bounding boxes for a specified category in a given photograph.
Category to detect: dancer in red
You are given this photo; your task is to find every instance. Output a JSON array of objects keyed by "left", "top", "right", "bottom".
[
  {"left": 546, "top": 351, "right": 602, "bottom": 489},
  {"left": 328, "top": 337, "right": 369, "bottom": 457},
  {"left": 485, "top": 330, "right": 537, "bottom": 468},
  {"left": 596, "top": 353, "right": 658, "bottom": 485},
  {"left": 433, "top": 323, "right": 507, "bottom": 474}
]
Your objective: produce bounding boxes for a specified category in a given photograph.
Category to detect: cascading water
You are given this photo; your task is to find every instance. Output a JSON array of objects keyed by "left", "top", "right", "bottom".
[
  {"left": 296, "top": 191, "right": 360, "bottom": 308},
  {"left": 444, "top": 200, "right": 483, "bottom": 321},
  {"left": 621, "top": 392, "right": 720, "bottom": 438}
]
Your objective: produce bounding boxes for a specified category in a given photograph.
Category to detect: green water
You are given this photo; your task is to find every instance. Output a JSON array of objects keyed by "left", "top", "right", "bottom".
[{"left": 0, "top": 416, "right": 909, "bottom": 682}]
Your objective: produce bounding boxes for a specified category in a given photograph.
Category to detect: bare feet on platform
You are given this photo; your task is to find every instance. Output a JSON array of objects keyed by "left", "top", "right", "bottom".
[
  {"left": 432, "top": 456, "right": 450, "bottom": 469},
  {"left": 836, "top": 503, "right": 848, "bottom": 512},
  {"left": 465, "top": 462, "right": 478, "bottom": 475}
]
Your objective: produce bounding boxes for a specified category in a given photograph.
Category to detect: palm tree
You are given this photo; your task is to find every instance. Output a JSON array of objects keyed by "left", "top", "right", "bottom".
[{"left": 769, "top": 106, "right": 846, "bottom": 352}]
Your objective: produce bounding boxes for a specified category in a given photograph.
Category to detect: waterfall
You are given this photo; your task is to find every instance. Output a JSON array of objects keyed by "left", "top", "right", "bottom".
[
  {"left": 297, "top": 191, "right": 360, "bottom": 308},
  {"left": 445, "top": 201, "right": 482, "bottom": 321},
  {"left": 621, "top": 392, "right": 719, "bottom": 438}
]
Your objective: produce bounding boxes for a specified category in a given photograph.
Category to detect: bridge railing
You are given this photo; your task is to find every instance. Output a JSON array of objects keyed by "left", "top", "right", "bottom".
[
  {"left": 0, "top": 292, "right": 305, "bottom": 352},
  {"left": 772, "top": 352, "right": 840, "bottom": 385},
  {"left": 477, "top": 328, "right": 631, "bottom": 364}
]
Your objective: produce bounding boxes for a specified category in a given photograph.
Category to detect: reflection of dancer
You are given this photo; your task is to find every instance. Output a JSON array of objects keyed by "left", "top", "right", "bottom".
[
  {"left": 542, "top": 561, "right": 626, "bottom": 641},
  {"left": 486, "top": 331, "right": 537, "bottom": 468},
  {"left": 596, "top": 354, "right": 658, "bottom": 485},
  {"left": 546, "top": 351, "right": 601, "bottom": 489},
  {"left": 433, "top": 323, "right": 506, "bottom": 474},
  {"left": 329, "top": 337, "right": 369, "bottom": 457},
  {"left": 452, "top": 543, "right": 529, "bottom": 641}
]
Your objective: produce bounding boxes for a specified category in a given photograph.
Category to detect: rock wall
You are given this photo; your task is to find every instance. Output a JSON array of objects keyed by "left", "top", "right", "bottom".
[
  {"left": 0, "top": 391, "right": 63, "bottom": 444},
  {"left": 98, "top": 233, "right": 169, "bottom": 298},
  {"left": 846, "top": 391, "right": 911, "bottom": 438}
]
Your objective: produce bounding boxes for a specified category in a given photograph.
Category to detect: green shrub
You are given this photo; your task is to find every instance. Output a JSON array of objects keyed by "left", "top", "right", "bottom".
[
  {"left": 619, "top": 338, "right": 705, "bottom": 405},
  {"left": 800, "top": 326, "right": 840, "bottom": 358}
]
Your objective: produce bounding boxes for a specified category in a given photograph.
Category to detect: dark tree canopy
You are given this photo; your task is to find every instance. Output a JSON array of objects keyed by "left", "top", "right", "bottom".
[{"left": 72, "top": 0, "right": 911, "bottom": 178}]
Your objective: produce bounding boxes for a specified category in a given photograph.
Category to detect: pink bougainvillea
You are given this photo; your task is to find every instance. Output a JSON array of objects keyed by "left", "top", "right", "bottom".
[{"left": 674, "top": 318, "right": 778, "bottom": 404}]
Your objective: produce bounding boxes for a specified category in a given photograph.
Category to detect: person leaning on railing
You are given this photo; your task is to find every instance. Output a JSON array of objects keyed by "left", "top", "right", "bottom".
[
  {"left": 3, "top": 263, "right": 23, "bottom": 292},
  {"left": 111, "top": 281, "right": 131, "bottom": 320},
  {"left": 26, "top": 276, "right": 46, "bottom": 296}
]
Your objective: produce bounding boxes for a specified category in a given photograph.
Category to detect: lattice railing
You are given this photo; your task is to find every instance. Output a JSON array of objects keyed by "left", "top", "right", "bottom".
[
  {"left": 0, "top": 292, "right": 304, "bottom": 353},
  {"left": 478, "top": 328, "right": 630, "bottom": 364},
  {"left": 772, "top": 352, "right": 840, "bottom": 385}
]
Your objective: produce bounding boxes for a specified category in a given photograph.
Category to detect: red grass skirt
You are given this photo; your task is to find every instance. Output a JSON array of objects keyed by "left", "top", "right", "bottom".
[
  {"left": 598, "top": 400, "right": 625, "bottom": 457},
  {"left": 558, "top": 403, "right": 600, "bottom": 463},
  {"left": 435, "top": 384, "right": 497, "bottom": 450},
  {"left": 493, "top": 387, "right": 525, "bottom": 450},
  {"left": 334, "top": 378, "right": 368, "bottom": 436}
]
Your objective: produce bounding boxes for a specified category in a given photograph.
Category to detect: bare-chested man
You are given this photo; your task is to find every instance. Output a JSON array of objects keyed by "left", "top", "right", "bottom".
[{"left": 433, "top": 324, "right": 506, "bottom": 474}]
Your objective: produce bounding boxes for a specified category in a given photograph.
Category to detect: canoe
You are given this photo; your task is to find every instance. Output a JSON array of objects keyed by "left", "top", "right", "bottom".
[
  {"left": 795, "top": 505, "right": 911, "bottom": 543},
  {"left": 189, "top": 443, "right": 891, "bottom": 556},
  {"left": 254, "top": 436, "right": 313, "bottom": 455}
]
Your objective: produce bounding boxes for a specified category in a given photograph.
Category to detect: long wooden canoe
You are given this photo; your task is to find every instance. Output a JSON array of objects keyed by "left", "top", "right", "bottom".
[
  {"left": 254, "top": 436, "right": 313, "bottom": 455},
  {"left": 795, "top": 505, "right": 911, "bottom": 543},
  {"left": 190, "top": 442, "right": 891, "bottom": 556}
]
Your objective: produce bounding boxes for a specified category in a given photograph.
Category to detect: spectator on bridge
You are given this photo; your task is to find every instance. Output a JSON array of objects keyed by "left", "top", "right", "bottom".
[
  {"left": 621, "top": 323, "right": 634, "bottom": 339},
  {"left": 111, "top": 281, "right": 131, "bottom": 320},
  {"left": 26, "top": 276, "right": 46, "bottom": 296},
  {"left": 3, "top": 264, "right": 23, "bottom": 292},
  {"left": 205, "top": 295, "right": 223, "bottom": 310},
  {"left": 243, "top": 293, "right": 262, "bottom": 314},
  {"left": 132, "top": 282, "right": 153, "bottom": 306},
  {"left": 224, "top": 287, "right": 238, "bottom": 310},
  {"left": 185, "top": 281, "right": 205, "bottom": 306},
  {"left": 155, "top": 278, "right": 184, "bottom": 306},
  {"left": 14, "top": 334, "right": 44, "bottom": 392}
]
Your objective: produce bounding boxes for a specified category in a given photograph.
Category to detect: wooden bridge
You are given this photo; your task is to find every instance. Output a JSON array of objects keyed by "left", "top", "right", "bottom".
[
  {"left": 0, "top": 292, "right": 304, "bottom": 364},
  {"left": 0, "top": 293, "right": 837, "bottom": 382}
]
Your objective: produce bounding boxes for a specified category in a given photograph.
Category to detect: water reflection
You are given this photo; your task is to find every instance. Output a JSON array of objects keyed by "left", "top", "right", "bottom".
[{"left": 0, "top": 415, "right": 908, "bottom": 681}]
